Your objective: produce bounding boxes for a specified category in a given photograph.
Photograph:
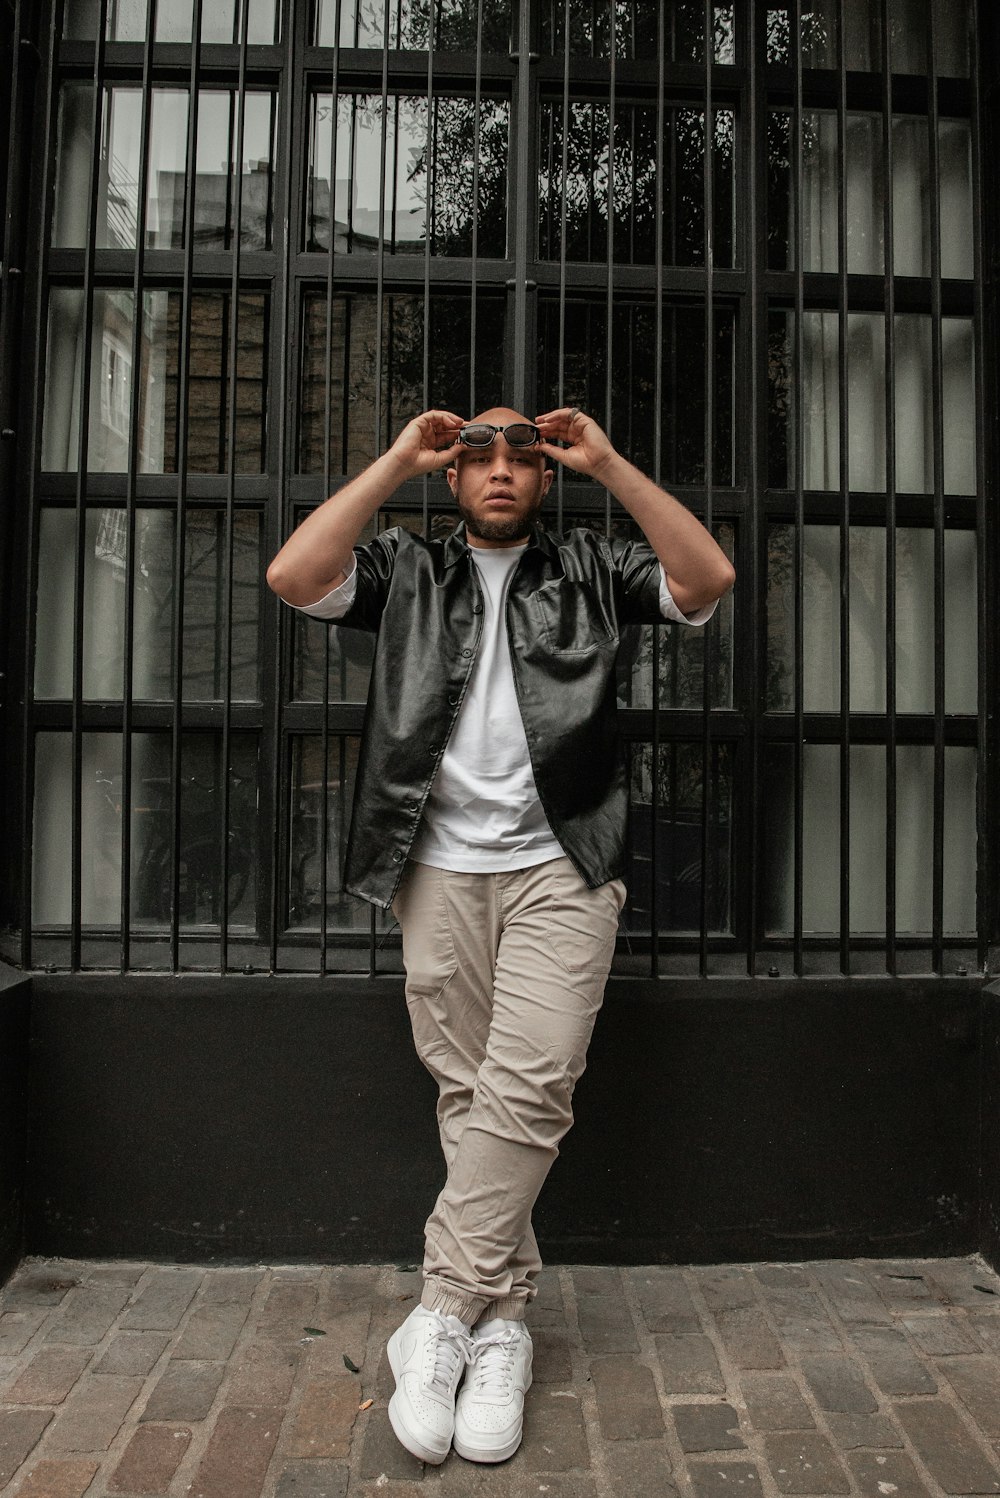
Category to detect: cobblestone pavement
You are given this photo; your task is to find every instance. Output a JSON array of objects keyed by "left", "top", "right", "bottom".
[{"left": 2, "top": 1255, "right": 1000, "bottom": 1497}]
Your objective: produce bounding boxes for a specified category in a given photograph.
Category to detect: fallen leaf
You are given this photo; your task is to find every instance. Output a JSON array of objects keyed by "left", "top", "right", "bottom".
[
  {"left": 344, "top": 1353, "right": 361, "bottom": 1373},
  {"left": 303, "top": 1326, "right": 326, "bottom": 1337}
]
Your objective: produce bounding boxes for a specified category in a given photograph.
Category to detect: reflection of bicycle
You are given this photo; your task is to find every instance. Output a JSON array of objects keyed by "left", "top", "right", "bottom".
[
  {"left": 288, "top": 778, "right": 341, "bottom": 924},
  {"left": 98, "top": 770, "right": 252, "bottom": 925}
]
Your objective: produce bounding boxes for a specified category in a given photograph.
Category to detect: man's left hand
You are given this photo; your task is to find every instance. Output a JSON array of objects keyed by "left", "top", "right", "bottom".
[{"left": 535, "top": 407, "right": 617, "bottom": 481}]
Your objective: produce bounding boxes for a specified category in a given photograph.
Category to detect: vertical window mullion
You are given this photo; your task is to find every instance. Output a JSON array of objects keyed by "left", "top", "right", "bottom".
[
  {"left": 219, "top": 0, "right": 252, "bottom": 974},
  {"left": 370, "top": 0, "right": 391, "bottom": 976},
  {"left": 169, "top": 3, "right": 203, "bottom": 972},
  {"left": 603, "top": 7, "right": 614, "bottom": 545},
  {"left": 650, "top": 0, "right": 666, "bottom": 979},
  {"left": 120, "top": 0, "right": 158, "bottom": 973},
  {"left": 70, "top": 1, "right": 110, "bottom": 972},
  {"left": 837, "top": 3, "right": 850, "bottom": 973},
  {"left": 927, "top": 2, "right": 945, "bottom": 974},
  {"left": 267, "top": 0, "right": 296, "bottom": 975},
  {"left": 969, "top": 1, "right": 990, "bottom": 975},
  {"left": 792, "top": 0, "right": 805, "bottom": 976},
  {"left": 319, "top": 0, "right": 344, "bottom": 979},
  {"left": 21, "top": 0, "right": 64, "bottom": 969},
  {"left": 881, "top": 0, "right": 898, "bottom": 974},
  {"left": 555, "top": 4, "right": 571, "bottom": 534},
  {"left": 746, "top": 0, "right": 761, "bottom": 975},
  {"left": 700, "top": 0, "right": 715, "bottom": 977}
]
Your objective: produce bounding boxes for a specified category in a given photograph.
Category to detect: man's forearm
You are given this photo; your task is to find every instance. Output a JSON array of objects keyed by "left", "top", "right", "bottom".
[
  {"left": 596, "top": 451, "right": 735, "bottom": 613},
  {"left": 266, "top": 449, "right": 409, "bottom": 607}
]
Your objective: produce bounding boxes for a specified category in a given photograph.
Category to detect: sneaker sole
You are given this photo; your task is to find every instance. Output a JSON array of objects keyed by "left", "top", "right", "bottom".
[
  {"left": 452, "top": 1370, "right": 533, "bottom": 1465},
  {"left": 386, "top": 1327, "right": 452, "bottom": 1466}
]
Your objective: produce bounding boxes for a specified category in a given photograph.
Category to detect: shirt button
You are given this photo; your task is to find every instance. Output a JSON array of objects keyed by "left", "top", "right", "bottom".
[
  {"left": 449, "top": 693, "right": 460, "bottom": 705},
  {"left": 462, "top": 648, "right": 473, "bottom": 657},
  {"left": 428, "top": 743, "right": 438, "bottom": 754},
  {"left": 472, "top": 603, "right": 483, "bottom": 614},
  {"left": 392, "top": 850, "right": 403, "bottom": 862}
]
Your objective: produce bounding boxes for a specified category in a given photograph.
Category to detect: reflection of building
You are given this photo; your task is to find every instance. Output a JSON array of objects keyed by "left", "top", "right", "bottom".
[{"left": 2, "top": 1, "right": 1000, "bottom": 1281}]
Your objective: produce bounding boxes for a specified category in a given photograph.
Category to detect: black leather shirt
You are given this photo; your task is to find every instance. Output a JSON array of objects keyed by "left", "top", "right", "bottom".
[{"left": 326, "top": 520, "right": 669, "bottom": 908}]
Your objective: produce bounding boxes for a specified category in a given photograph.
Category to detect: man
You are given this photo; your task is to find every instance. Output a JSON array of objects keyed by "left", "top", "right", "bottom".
[{"left": 266, "top": 405, "right": 734, "bottom": 1466}]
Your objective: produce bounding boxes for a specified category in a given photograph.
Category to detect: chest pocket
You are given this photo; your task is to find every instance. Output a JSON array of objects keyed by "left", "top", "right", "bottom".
[{"left": 532, "top": 579, "right": 618, "bottom": 654}]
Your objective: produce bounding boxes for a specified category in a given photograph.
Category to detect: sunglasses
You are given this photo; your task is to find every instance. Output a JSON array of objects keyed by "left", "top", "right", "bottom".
[{"left": 458, "top": 422, "right": 541, "bottom": 448}]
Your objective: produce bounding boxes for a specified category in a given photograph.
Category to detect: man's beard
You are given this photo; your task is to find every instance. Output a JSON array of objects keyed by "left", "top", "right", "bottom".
[{"left": 457, "top": 495, "right": 538, "bottom": 543}]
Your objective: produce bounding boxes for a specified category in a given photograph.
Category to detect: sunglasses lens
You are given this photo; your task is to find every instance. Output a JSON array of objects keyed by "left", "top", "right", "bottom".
[
  {"left": 504, "top": 424, "right": 539, "bottom": 447},
  {"left": 461, "top": 425, "right": 495, "bottom": 446}
]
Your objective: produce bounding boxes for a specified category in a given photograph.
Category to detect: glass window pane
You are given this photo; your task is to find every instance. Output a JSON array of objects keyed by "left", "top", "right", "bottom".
[
  {"left": 943, "top": 530, "right": 977, "bottom": 714},
  {"left": 288, "top": 736, "right": 385, "bottom": 934},
  {"left": 32, "top": 732, "right": 123, "bottom": 926},
  {"left": 847, "top": 312, "right": 885, "bottom": 491},
  {"left": 626, "top": 741, "right": 734, "bottom": 936},
  {"left": 942, "top": 317, "right": 976, "bottom": 495},
  {"left": 617, "top": 522, "right": 735, "bottom": 711},
  {"left": 895, "top": 746, "right": 976, "bottom": 932},
  {"left": 42, "top": 289, "right": 267, "bottom": 474},
  {"left": 317, "top": 0, "right": 510, "bottom": 51},
  {"left": 767, "top": 110, "right": 791, "bottom": 271},
  {"left": 299, "top": 290, "right": 505, "bottom": 477},
  {"left": 540, "top": 2, "right": 735, "bottom": 62},
  {"left": 539, "top": 102, "right": 735, "bottom": 268},
  {"left": 62, "top": 0, "right": 279, "bottom": 42},
  {"left": 767, "top": 0, "right": 881, "bottom": 69},
  {"left": 888, "top": 0, "right": 968, "bottom": 76},
  {"left": 803, "top": 311, "right": 839, "bottom": 492},
  {"left": 194, "top": 91, "right": 276, "bottom": 250},
  {"left": 537, "top": 299, "right": 737, "bottom": 487},
  {"left": 145, "top": 89, "right": 190, "bottom": 248},
  {"left": 939, "top": 120, "right": 973, "bottom": 280},
  {"left": 129, "top": 732, "right": 258, "bottom": 929},
  {"left": 892, "top": 116, "right": 930, "bottom": 277},
  {"left": 34, "top": 508, "right": 262, "bottom": 702},
  {"left": 802, "top": 111, "right": 838, "bottom": 272},
  {"left": 308, "top": 93, "right": 508, "bottom": 257}
]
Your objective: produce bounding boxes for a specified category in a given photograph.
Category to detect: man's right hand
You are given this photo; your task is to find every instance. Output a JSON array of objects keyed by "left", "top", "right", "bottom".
[
  {"left": 267, "top": 410, "right": 467, "bottom": 607},
  {"left": 389, "top": 410, "right": 466, "bottom": 479}
]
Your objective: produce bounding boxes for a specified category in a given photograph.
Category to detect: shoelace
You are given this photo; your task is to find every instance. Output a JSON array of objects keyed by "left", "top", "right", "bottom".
[
  {"left": 468, "top": 1327, "right": 520, "bottom": 1396},
  {"left": 423, "top": 1313, "right": 474, "bottom": 1397}
]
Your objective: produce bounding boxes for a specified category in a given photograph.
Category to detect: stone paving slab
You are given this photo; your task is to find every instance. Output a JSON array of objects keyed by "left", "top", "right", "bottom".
[{"left": 2, "top": 1255, "right": 1000, "bottom": 1496}]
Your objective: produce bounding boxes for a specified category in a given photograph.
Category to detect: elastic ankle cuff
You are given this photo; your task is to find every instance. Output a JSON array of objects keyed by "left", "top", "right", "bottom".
[
  {"left": 421, "top": 1281, "right": 484, "bottom": 1327},
  {"left": 488, "top": 1294, "right": 530, "bottom": 1322}
]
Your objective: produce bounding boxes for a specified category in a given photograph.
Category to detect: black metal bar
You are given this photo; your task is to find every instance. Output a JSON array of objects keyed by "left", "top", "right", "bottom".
[
  {"left": 699, "top": 0, "right": 714, "bottom": 977},
  {"left": 369, "top": 0, "right": 390, "bottom": 977},
  {"left": 969, "top": 0, "right": 989, "bottom": 976},
  {"left": 168, "top": 0, "right": 204, "bottom": 971},
  {"left": 509, "top": 0, "right": 532, "bottom": 411},
  {"left": 650, "top": 0, "right": 666, "bottom": 980},
  {"left": 19, "top": 0, "right": 60, "bottom": 971},
  {"left": 119, "top": 0, "right": 158, "bottom": 972},
  {"left": 837, "top": 4, "right": 850, "bottom": 973},
  {"left": 555, "top": 0, "right": 570, "bottom": 533},
  {"left": 792, "top": 0, "right": 805, "bottom": 976},
  {"left": 746, "top": 0, "right": 762, "bottom": 975},
  {"left": 927, "top": 0, "right": 946, "bottom": 973},
  {"left": 268, "top": 0, "right": 297, "bottom": 973},
  {"left": 318, "top": 0, "right": 343, "bottom": 978},
  {"left": 603, "top": 3, "right": 614, "bottom": 545},
  {"left": 882, "top": 0, "right": 898, "bottom": 974},
  {"left": 219, "top": 0, "right": 251, "bottom": 972},
  {"left": 69, "top": 0, "right": 109, "bottom": 971}
]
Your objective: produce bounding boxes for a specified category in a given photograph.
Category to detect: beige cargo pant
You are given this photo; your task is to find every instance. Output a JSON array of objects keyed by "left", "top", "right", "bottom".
[{"left": 391, "top": 855, "right": 625, "bottom": 1326}]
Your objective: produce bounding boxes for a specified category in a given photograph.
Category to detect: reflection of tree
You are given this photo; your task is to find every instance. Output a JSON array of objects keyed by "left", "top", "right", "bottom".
[
  {"left": 337, "top": 0, "right": 509, "bottom": 52},
  {"left": 541, "top": 0, "right": 735, "bottom": 63},
  {"left": 539, "top": 102, "right": 734, "bottom": 267}
]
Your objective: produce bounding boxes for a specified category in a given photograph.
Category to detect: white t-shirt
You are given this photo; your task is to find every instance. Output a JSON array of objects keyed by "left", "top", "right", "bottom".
[{"left": 296, "top": 542, "right": 718, "bottom": 872}]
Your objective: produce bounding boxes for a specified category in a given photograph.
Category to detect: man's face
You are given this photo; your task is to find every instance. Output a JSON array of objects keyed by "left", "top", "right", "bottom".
[{"left": 447, "top": 408, "right": 553, "bottom": 546}]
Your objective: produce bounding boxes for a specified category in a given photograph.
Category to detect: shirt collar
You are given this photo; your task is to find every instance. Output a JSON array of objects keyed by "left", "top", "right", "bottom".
[{"left": 442, "top": 520, "right": 551, "bottom": 568}]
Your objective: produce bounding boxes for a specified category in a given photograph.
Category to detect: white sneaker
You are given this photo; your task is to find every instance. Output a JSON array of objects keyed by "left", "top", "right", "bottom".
[
  {"left": 386, "top": 1304, "right": 474, "bottom": 1464},
  {"left": 453, "top": 1316, "right": 533, "bottom": 1463}
]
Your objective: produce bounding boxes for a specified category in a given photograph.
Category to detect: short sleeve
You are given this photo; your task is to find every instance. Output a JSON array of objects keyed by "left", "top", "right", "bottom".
[
  {"left": 659, "top": 565, "right": 719, "bottom": 627},
  {"left": 290, "top": 557, "right": 358, "bottom": 620}
]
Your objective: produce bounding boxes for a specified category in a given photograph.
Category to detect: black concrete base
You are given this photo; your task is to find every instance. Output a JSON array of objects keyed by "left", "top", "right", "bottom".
[
  {"left": 22, "top": 974, "right": 988, "bottom": 1268},
  {"left": 0, "top": 969, "right": 30, "bottom": 1283}
]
